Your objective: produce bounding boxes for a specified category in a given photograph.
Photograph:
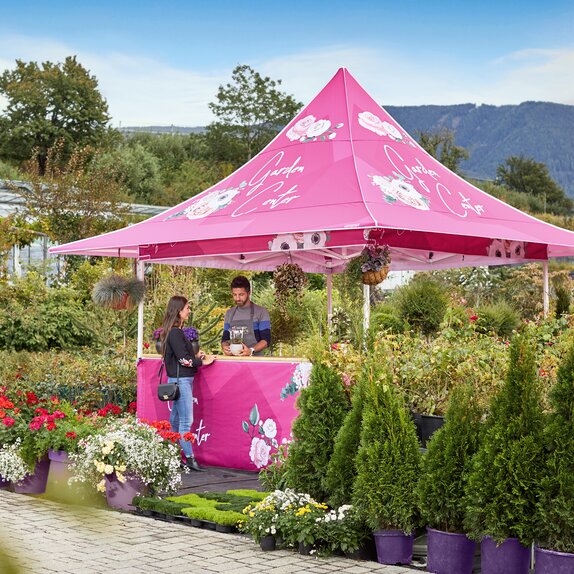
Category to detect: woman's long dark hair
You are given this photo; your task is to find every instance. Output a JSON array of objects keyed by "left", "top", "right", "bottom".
[{"left": 160, "top": 295, "right": 188, "bottom": 355}]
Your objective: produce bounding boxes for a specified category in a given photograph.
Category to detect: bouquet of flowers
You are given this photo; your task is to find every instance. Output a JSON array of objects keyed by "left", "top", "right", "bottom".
[{"left": 68, "top": 416, "right": 182, "bottom": 495}]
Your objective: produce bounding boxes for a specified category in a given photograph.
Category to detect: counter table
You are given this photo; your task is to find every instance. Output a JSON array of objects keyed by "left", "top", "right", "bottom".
[{"left": 137, "top": 355, "right": 312, "bottom": 471}]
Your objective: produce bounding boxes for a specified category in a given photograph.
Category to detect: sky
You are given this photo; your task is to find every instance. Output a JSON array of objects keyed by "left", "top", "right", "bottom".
[{"left": 1, "top": 0, "right": 573, "bottom": 127}]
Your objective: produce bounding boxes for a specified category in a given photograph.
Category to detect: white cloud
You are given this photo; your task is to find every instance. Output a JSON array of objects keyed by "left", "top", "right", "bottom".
[{"left": 1, "top": 35, "right": 573, "bottom": 127}]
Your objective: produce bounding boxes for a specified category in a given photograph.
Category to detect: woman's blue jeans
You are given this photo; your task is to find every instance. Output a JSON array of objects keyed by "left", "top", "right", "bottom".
[{"left": 168, "top": 376, "right": 194, "bottom": 458}]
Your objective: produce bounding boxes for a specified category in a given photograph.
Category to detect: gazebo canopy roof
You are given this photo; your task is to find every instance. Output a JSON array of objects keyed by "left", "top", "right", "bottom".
[{"left": 51, "top": 68, "right": 574, "bottom": 273}]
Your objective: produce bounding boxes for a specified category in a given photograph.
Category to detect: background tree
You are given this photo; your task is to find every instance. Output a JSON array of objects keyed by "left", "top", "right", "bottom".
[
  {"left": 14, "top": 141, "right": 130, "bottom": 245},
  {"left": 207, "top": 64, "right": 302, "bottom": 165},
  {"left": 0, "top": 56, "right": 113, "bottom": 174},
  {"left": 497, "top": 155, "right": 572, "bottom": 215},
  {"left": 417, "top": 128, "right": 469, "bottom": 174}
]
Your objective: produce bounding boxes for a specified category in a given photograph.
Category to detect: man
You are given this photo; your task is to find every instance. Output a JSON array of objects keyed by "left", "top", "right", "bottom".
[{"left": 221, "top": 275, "right": 271, "bottom": 356}]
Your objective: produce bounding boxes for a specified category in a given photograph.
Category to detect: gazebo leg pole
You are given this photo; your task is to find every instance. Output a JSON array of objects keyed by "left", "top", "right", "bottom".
[
  {"left": 136, "top": 260, "right": 145, "bottom": 358},
  {"left": 363, "top": 283, "right": 370, "bottom": 341},
  {"left": 327, "top": 274, "right": 333, "bottom": 337},
  {"left": 543, "top": 261, "right": 549, "bottom": 318}
]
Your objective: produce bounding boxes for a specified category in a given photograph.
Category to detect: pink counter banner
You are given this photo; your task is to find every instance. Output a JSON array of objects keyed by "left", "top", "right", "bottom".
[{"left": 137, "top": 358, "right": 312, "bottom": 471}]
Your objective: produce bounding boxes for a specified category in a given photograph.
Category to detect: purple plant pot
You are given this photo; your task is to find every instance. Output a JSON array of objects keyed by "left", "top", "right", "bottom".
[
  {"left": 427, "top": 527, "right": 476, "bottom": 574},
  {"left": 105, "top": 473, "right": 147, "bottom": 510},
  {"left": 535, "top": 546, "right": 574, "bottom": 573},
  {"left": 0, "top": 475, "right": 10, "bottom": 490},
  {"left": 481, "top": 536, "right": 531, "bottom": 574},
  {"left": 13, "top": 457, "right": 50, "bottom": 494},
  {"left": 373, "top": 529, "right": 414, "bottom": 565},
  {"left": 46, "top": 449, "right": 71, "bottom": 496}
]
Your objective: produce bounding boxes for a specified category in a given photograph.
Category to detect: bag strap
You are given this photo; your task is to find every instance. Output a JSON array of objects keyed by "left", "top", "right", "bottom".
[{"left": 158, "top": 362, "right": 165, "bottom": 383}]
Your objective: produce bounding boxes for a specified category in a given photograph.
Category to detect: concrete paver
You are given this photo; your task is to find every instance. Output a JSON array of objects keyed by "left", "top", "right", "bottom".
[{"left": 0, "top": 490, "right": 416, "bottom": 573}]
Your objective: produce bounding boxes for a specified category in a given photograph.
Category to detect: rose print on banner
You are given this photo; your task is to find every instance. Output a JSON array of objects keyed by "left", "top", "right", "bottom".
[
  {"left": 166, "top": 182, "right": 246, "bottom": 220},
  {"left": 280, "top": 361, "right": 313, "bottom": 400},
  {"left": 358, "top": 111, "right": 411, "bottom": 144},
  {"left": 242, "top": 404, "right": 280, "bottom": 469},
  {"left": 370, "top": 174, "right": 430, "bottom": 211},
  {"left": 286, "top": 114, "right": 344, "bottom": 143}
]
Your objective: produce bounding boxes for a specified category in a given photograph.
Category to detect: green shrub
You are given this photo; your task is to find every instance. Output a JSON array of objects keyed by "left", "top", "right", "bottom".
[
  {"left": 284, "top": 363, "right": 350, "bottom": 502},
  {"left": 324, "top": 373, "right": 367, "bottom": 508},
  {"left": 133, "top": 496, "right": 189, "bottom": 515},
  {"left": 353, "top": 364, "right": 421, "bottom": 532},
  {"left": 0, "top": 350, "right": 136, "bottom": 410},
  {"left": 258, "top": 443, "right": 289, "bottom": 491},
  {"left": 555, "top": 285, "right": 571, "bottom": 318},
  {"left": 181, "top": 506, "right": 244, "bottom": 526},
  {"left": 464, "top": 334, "right": 545, "bottom": 545},
  {"left": 369, "top": 304, "right": 406, "bottom": 335},
  {"left": 474, "top": 300, "right": 520, "bottom": 337},
  {"left": 226, "top": 489, "right": 268, "bottom": 500},
  {"left": 536, "top": 341, "right": 574, "bottom": 553},
  {"left": 416, "top": 384, "right": 482, "bottom": 532},
  {"left": 394, "top": 275, "right": 448, "bottom": 336}
]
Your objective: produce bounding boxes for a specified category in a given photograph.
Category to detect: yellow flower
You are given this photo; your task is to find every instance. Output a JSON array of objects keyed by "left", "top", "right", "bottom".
[
  {"left": 115, "top": 472, "right": 126, "bottom": 484},
  {"left": 104, "top": 464, "right": 114, "bottom": 475},
  {"left": 117, "top": 464, "right": 127, "bottom": 472},
  {"left": 96, "top": 479, "right": 106, "bottom": 493},
  {"left": 249, "top": 511, "right": 255, "bottom": 517}
]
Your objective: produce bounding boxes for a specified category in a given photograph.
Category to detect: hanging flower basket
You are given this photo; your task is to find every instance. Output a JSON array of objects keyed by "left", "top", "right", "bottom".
[
  {"left": 359, "top": 244, "right": 391, "bottom": 285},
  {"left": 362, "top": 267, "right": 390, "bottom": 285}
]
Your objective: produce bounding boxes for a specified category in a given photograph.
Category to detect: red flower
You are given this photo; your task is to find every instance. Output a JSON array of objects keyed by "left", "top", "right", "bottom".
[
  {"left": 127, "top": 401, "right": 137, "bottom": 414},
  {"left": 469, "top": 315, "right": 478, "bottom": 322},
  {"left": 15, "top": 373, "right": 21, "bottom": 379},
  {"left": 46, "top": 421, "right": 56, "bottom": 431},
  {"left": 183, "top": 432, "right": 196, "bottom": 444},
  {"left": 539, "top": 369, "right": 548, "bottom": 377},
  {"left": 26, "top": 392, "right": 39, "bottom": 405},
  {"left": 0, "top": 410, "right": 5, "bottom": 420},
  {"left": 65, "top": 432, "right": 77, "bottom": 439},
  {"left": 143, "top": 342, "right": 150, "bottom": 349},
  {"left": 3, "top": 417, "right": 14, "bottom": 427}
]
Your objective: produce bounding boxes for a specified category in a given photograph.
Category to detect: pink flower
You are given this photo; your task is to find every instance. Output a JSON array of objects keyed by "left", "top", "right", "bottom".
[
  {"left": 249, "top": 437, "right": 271, "bottom": 469},
  {"left": 286, "top": 115, "right": 316, "bottom": 141},
  {"left": 3, "top": 417, "right": 14, "bottom": 427}
]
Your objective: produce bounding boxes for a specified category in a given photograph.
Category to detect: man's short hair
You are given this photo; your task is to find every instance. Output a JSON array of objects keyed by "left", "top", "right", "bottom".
[{"left": 231, "top": 275, "right": 251, "bottom": 292}]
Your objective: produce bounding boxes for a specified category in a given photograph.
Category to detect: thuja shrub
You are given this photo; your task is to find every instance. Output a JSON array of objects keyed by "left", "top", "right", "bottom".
[
  {"left": 283, "top": 363, "right": 350, "bottom": 502},
  {"left": 324, "top": 370, "right": 367, "bottom": 508},
  {"left": 474, "top": 300, "right": 520, "bottom": 338},
  {"left": 536, "top": 341, "right": 574, "bottom": 553},
  {"left": 352, "top": 370, "right": 421, "bottom": 532},
  {"left": 417, "top": 384, "right": 482, "bottom": 533},
  {"left": 464, "top": 333, "right": 544, "bottom": 545},
  {"left": 394, "top": 275, "right": 448, "bottom": 336}
]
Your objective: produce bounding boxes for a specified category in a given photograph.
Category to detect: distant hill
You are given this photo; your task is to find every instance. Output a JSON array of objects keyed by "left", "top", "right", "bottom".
[
  {"left": 121, "top": 101, "right": 574, "bottom": 196},
  {"left": 385, "top": 102, "right": 574, "bottom": 197}
]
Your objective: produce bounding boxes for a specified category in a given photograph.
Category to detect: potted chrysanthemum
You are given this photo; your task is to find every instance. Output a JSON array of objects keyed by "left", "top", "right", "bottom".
[{"left": 68, "top": 417, "right": 183, "bottom": 510}]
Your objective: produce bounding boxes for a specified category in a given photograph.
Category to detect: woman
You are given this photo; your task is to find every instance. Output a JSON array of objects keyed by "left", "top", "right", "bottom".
[{"left": 160, "top": 295, "right": 215, "bottom": 472}]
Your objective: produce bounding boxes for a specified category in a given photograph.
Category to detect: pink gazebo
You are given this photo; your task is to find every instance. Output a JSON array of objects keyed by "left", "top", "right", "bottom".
[{"left": 49, "top": 68, "right": 574, "bottom": 470}]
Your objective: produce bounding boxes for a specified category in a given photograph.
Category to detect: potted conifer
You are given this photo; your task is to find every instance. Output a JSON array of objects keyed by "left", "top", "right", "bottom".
[
  {"left": 416, "top": 384, "right": 482, "bottom": 574},
  {"left": 534, "top": 341, "right": 574, "bottom": 573},
  {"left": 352, "top": 362, "right": 421, "bottom": 565},
  {"left": 464, "top": 332, "right": 544, "bottom": 574}
]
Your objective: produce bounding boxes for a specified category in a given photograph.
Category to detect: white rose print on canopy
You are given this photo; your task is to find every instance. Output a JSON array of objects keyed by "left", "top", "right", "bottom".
[
  {"left": 166, "top": 182, "right": 246, "bottom": 220},
  {"left": 242, "top": 404, "right": 280, "bottom": 469},
  {"left": 370, "top": 174, "right": 430, "bottom": 211},
  {"left": 286, "top": 114, "right": 344, "bottom": 143},
  {"left": 268, "top": 231, "right": 329, "bottom": 251},
  {"left": 280, "top": 361, "right": 313, "bottom": 400},
  {"left": 358, "top": 111, "right": 408, "bottom": 143}
]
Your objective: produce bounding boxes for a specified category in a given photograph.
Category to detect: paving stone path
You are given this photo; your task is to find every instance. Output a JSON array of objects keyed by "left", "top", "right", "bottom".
[{"left": 0, "top": 490, "right": 416, "bottom": 573}]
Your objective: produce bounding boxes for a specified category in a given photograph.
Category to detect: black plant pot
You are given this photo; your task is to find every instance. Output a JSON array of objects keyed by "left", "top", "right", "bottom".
[
  {"left": 411, "top": 412, "right": 445, "bottom": 448},
  {"left": 298, "top": 542, "right": 313, "bottom": 555},
  {"left": 189, "top": 518, "right": 203, "bottom": 528},
  {"left": 215, "top": 524, "right": 233, "bottom": 533},
  {"left": 259, "top": 535, "right": 276, "bottom": 551}
]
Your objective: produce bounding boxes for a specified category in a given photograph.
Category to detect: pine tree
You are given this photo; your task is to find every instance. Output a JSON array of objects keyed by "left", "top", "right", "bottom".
[
  {"left": 352, "top": 366, "right": 421, "bottom": 532},
  {"left": 536, "top": 341, "right": 574, "bottom": 553},
  {"left": 284, "top": 363, "right": 350, "bottom": 501},
  {"left": 417, "top": 384, "right": 482, "bottom": 532},
  {"left": 324, "top": 369, "right": 367, "bottom": 508},
  {"left": 464, "top": 333, "right": 544, "bottom": 545}
]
